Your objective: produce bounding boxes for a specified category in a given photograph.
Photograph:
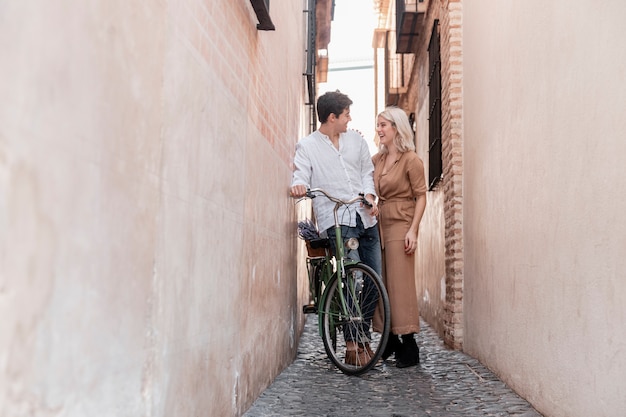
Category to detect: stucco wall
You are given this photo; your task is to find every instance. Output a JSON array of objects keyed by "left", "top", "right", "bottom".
[
  {"left": 0, "top": 1, "right": 307, "bottom": 416},
  {"left": 463, "top": 1, "right": 626, "bottom": 416},
  {"left": 415, "top": 191, "right": 446, "bottom": 335}
]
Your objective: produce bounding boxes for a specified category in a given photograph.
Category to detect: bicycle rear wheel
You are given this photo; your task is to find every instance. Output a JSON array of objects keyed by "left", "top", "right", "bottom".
[
  {"left": 319, "top": 263, "right": 390, "bottom": 375},
  {"left": 303, "top": 257, "right": 325, "bottom": 313}
]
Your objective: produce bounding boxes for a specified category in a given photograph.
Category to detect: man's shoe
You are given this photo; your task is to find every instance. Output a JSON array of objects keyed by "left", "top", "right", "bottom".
[
  {"left": 345, "top": 347, "right": 370, "bottom": 366},
  {"left": 360, "top": 342, "right": 374, "bottom": 359}
]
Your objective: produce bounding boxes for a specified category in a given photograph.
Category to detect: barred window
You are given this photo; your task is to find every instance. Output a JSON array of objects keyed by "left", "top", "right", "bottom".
[{"left": 427, "top": 20, "right": 442, "bottom": 189}]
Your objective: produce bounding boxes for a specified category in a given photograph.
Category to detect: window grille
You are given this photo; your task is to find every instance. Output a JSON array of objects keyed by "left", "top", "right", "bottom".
[
  {"left": 304, "top": 0, "right": 317, "bottom": 132},
  {"left": 427, "top": 20, "right": 442, "bottom": 189}
]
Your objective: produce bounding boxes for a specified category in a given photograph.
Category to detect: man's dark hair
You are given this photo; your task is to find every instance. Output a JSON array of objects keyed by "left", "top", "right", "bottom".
[{"left": 317, "top": 90, "right": 353, "bottom": 124}]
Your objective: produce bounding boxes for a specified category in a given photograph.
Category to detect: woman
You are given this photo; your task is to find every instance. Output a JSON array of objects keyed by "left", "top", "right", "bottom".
[{"left": 373, "top": 106, "right": 427, "bottom": 368}]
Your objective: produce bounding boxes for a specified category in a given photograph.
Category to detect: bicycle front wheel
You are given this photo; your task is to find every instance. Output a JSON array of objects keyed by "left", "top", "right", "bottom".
[{"left": 319, "top": 263, "right": 390, "bottom": 375}]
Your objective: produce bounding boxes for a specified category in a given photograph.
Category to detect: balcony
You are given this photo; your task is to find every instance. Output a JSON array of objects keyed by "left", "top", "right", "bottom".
[{"left": 396, "top": 0, "right": 426, "bottom": 53}]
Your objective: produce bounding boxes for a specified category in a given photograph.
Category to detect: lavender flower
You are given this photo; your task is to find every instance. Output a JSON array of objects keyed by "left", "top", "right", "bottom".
[{"left": 297, "top": 219, "right": 320, "bottom": 241}]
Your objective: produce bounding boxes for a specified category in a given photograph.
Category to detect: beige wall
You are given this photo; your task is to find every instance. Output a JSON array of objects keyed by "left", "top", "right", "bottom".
[
  {"left": 415, "top": 192, "right": 446, "bottom": 335},
  {"left": 0, "top": 0, "right": 308, "bottom": 416},
  {"left": 462, "top": 1, "right": 626, "bottom": 416}
]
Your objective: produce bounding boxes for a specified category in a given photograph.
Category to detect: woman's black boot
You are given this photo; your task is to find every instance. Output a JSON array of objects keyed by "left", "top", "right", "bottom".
[
  {"left": 396, "top": 333, "right": 419, "bottom": 368},
  {"left": 382, "top": 333, "right": 401, "bottom": 360}
]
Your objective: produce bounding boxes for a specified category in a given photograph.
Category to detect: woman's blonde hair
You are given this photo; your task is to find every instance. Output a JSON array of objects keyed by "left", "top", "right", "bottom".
[{"left": 377, "top": 106, "right": 415, "bottom": 154}]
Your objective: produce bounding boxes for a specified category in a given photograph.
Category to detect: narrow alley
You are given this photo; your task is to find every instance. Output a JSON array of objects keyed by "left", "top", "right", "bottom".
[
  {"left": 3, "top": 1, "right": 625, "bottom": 415},
  {"left": 243, "top": 315, "right": 543, "bottom": 417}
]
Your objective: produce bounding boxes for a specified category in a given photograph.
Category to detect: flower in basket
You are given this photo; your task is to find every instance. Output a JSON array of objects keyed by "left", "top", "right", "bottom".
[
  {"left": 298, "top": 219, "right": 327, "bottom": 257},
  {"left": 297, "top": 219, "right": 319, "bottom": 241}
]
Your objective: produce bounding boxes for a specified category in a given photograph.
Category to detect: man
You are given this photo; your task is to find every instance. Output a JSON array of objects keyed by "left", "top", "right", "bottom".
[{"left": 290, "top": 90, "right": 382, "bottom": 365}]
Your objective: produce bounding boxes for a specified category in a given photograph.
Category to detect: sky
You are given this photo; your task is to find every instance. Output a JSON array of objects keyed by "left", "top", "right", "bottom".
[
  {"left": 318, "top": 0, "right": 378, "bottom": 154},
  {"left": 327, "top": 0, "right": 377, "bottom": 62}
]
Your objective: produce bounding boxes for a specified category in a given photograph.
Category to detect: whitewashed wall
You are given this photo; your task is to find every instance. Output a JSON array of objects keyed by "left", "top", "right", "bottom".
[
  {"left": 0, "top": 0, "right": 307, "bottom": 415},
  {"left": 463, "top": 1, "right": 626, "bottom": 416}
]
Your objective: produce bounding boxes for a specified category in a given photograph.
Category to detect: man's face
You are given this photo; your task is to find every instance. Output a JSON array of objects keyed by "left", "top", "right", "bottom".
[{"left": 335, "top": 108, "right": 352, "bottom": 132}]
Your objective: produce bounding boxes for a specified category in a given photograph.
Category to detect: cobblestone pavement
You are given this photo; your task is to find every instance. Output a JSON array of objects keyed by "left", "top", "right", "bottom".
[{"left": 243, "top": 315, "right": 543, "bottom": 417}]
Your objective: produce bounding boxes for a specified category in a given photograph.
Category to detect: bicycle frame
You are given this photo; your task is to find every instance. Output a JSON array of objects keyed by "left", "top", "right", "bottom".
[
  {"left": 297, "top": 187, "right": 391, "bottom": 375},
  {"left": 306, "top": 188, "right": 370, "bottom": 332}
]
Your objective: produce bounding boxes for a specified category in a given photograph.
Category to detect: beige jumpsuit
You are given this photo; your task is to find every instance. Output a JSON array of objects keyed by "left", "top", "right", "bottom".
[{"left": 373, "top": 151, "right": 427, "bottom": 335}]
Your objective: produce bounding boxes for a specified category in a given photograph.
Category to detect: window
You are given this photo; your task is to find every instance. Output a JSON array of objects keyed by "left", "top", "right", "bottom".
[
  {"left": 427, "top": 20, "right": 442, "bottom": 189},
  {"left": 304, "top": 0, "right": 317, "bottom": 132}
]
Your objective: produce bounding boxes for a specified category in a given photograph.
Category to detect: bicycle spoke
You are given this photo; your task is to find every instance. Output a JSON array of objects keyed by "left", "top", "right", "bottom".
[{"left": 319, "top": 264, "right": 390, "bottom": 375}]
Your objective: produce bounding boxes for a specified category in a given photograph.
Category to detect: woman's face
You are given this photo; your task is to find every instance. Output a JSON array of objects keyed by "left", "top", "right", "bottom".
[{"left": 376, "top": 116, "right": 396, "bottom": 149}]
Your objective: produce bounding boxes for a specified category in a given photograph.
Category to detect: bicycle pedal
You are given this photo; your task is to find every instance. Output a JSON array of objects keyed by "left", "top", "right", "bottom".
[{"left": 302, "top": 304, "right": 317, "bottom": 314}]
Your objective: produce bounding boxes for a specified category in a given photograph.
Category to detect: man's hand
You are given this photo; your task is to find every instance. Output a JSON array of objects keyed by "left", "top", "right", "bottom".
[{"left": 290, "top": 184, "right": 308, "bottom": 198}]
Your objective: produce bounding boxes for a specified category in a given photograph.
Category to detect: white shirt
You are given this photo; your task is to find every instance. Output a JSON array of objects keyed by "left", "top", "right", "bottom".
[{"left": 291, "top": 129, "right": 377, "bottom": 232}]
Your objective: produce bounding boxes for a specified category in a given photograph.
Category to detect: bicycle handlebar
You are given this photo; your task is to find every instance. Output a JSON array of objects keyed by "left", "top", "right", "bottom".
[{"left": 306, "top": 188, "right": 372, "bottom": 208}]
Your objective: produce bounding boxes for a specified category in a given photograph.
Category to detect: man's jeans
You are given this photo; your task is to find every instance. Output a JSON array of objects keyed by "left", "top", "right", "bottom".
[{"left": 326, "top": 214, "right": 382, "bottom": 343}]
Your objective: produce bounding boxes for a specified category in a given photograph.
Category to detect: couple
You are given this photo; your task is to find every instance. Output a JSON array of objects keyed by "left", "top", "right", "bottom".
[{"left": 290, "top": 91, "right": 427, "bottom": 368}]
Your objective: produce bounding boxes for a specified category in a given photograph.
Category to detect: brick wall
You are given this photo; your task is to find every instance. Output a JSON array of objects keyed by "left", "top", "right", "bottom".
[
  {"left": 439, "top": 0, "right": 464, "bottom": 349},
  {"left": 406, "top": 0, "right": 464, "bottom": 349}
]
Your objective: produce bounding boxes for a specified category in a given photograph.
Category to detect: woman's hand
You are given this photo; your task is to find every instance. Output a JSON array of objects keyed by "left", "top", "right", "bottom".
[
  {"left": 370, "top": 202, "right": 379, "bottom": 216},
  {"left": 404, "top": 229, "right": 418, "bottom": 254},
  {"left": 405, "top": 194, "right": 426, "bottom": 255},
  {"left": 364, "top": 194, "right": 379, "bottom": 216}
]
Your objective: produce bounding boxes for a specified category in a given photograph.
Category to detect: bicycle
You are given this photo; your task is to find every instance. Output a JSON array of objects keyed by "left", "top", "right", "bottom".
[{"left": 297, "top": 188, "right": 391, "bottom": 375}]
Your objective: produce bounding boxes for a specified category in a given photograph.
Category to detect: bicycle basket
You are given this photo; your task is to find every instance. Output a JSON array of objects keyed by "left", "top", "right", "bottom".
[{"left": 306, "top": 238, "right": 330, "bottom": 257}]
